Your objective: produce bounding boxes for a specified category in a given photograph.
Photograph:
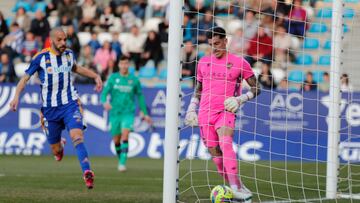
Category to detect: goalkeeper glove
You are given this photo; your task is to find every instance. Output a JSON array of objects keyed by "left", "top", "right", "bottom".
[
  {"left": 224, "top": 92, "right": 254, "bottom": 113},
  {"left": 184, "top": 97, "right": 199, "bottom": 126}
]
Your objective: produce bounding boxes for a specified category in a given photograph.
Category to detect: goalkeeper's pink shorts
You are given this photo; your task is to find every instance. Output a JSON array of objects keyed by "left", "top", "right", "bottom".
[{"left": 198, "top": 111, "right": 235, "bottom": 148}]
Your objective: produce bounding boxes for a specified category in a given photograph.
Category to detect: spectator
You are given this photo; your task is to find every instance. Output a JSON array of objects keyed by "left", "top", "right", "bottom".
[
  {"left": 142, "top": 31, "right": 163, "bottom": 68},
  {"left": 0, "top": 11, "right": 9, "bottom": 44},
  {"left": 103, "top": 59, "right": 116, "bottom": 80},
  {"left": 46, "top": 0, "right": 61, "bottom": 17},
  {"left": 122, "top": 25, "right": 146, "bottom": 70},
  {"left": 79, "top": 0, "right": 98, "bottom": 32},
  {"left": 111, "top": 32, "right": 122, "bottom": 58},
  {"left": 147, "top": 0, "right": 169, "bottom": 18},
  {"left": 277, "top": 78, "right": 288, "bottom": 91},
  {"left": 132, "top": 0, "right": 147, "bottom": 19},
  {"left": 100, "top": 6, "right": 117, "bottom": 32},
  {"left": 181, "top": 40, "right": 196, "bottom": 87},
  {"left": 59, "top": 15, "right": 73, "bottom": 31},
  {"left": 197, "top": 10, "right": 217, "bottom": 44},
  {"left": 158, "top": 17, "right": 168, "bottom": 43},
  {"left": 1, "top": 23, "right": 24, "bottom": 58},
  {"left": 75, "top": 45, "right": 96, "bottom": 84},
  {"left": 21, "top": 32, "right": 39, "bottom": 62},
  {"left": 121, "top": 3, "right": 137, "bottom": 32},
  {"left": 273, "top": 25, "right": 292, "bottom": 69},
  {"left": 183, "top": 14, "right": 196, "bottom": 43},
  {"left": 93, "top": 41, "right": 117, "bottom": 75},
  {"left": 341, "top": 73, "right": 353, "bottom": 92},
  {"left": 30, "top": 10, "right": 51, "bottom": 42},
  {"left": 246, "top": 26, "right": 273, "bottom": 66},
  {"left": 229, "top": 28, "right": 249, "bottom": 55},
  {"left": 57, "top": 0, "right": 81, "bottom": 29},
  {"left": 66, "top": 25, "right": 81, "bottom": 58},
  {"left": 302, "top": 71, "right": 317, "bottom": 91},
  {"left": 0, "top": 53, "right": 15, "bottom": 83},
  {"left": 243, "top": 10, "right": 259, "bottom": 40},
  {"left": 88, "top": 32, "right": 101, "bottom": 55},
  {"left": 319, "top": 72, "right": 330, "bottom": 92},
  {"left": 287, "top": 0, "right": 307, "bottom": 37},
  {"left": 14, "top": 7, "right": 31, "bottom": 32},
  {"left": 258, "top": 63, "right": 276, "bottom": 89}
]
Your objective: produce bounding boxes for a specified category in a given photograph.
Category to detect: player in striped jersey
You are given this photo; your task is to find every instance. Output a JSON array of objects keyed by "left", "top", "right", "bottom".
[{"left": 9, "top": 27, "right": 102, "bottom": 189}]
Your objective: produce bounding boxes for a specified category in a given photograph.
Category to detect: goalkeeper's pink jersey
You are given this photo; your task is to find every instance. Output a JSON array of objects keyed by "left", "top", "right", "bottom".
[{"left": 196, "top": 53, "right": 254, "bottom": 115}]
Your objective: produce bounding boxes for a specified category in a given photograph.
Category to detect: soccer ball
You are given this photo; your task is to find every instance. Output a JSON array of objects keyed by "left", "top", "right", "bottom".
[{"left": 210, "top": 185, "right": 233, "bottom": 203}]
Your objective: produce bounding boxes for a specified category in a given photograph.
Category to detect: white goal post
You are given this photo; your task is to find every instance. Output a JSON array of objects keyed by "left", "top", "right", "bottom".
[{"left": 163, "top": 0, "right": 359, "bottom": 202}]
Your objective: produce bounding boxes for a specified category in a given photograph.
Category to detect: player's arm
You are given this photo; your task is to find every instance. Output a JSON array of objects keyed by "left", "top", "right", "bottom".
[
  {"left": 100, "top": 75, "right": 113, "bottom": 111},
  {"left": 73, "top": 65, "right": 103, "bottom": 92},
  {"left": 9, "top": 74, "right": 31, "bottom": 111},
  {"left": 224, "top": 75, "right": 261, "bottom": 113},
  {"left": 135, "top": 79, "right": 152, "bottom": 124},
  {"left": 184, "top": 81, "right": 202, "bottom": 126}
]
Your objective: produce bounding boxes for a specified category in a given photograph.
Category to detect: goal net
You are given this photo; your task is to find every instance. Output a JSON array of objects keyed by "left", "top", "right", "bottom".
[{"left": 173, "top": 0, "right": 360, "bottom": 202}]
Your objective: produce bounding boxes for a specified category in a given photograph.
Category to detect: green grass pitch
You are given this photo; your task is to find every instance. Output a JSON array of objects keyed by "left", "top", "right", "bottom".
[{"left": 0, "top": 156, "right": 357, "bottom": 202}]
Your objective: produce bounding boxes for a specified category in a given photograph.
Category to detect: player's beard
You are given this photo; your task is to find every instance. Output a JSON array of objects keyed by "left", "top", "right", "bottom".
[{"left": 56, "top": 44, "right": 66, "bottom": 54}]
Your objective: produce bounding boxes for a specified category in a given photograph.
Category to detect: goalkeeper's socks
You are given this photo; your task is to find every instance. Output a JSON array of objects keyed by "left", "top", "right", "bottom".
[
  {"left": 75, "top": 142, "right": 91, "bottom": 172},
  {"left": 119, "top": 141, "right": 129, "bottom": 166},
  {"left": 212, "top": 156, "right": 229, "bottom": 182},
  {"left": 219, "top": 136, "right": 241, "bottom": 190}
]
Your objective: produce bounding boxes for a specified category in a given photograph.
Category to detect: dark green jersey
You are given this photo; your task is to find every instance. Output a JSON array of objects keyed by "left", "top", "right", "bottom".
[{"left": 100, "top": 73, "right": 148, "bottom": 115}]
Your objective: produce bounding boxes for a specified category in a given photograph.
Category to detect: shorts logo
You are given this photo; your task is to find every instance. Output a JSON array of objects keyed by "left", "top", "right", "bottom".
[{"left": 73, "top": 111, "right": 82, "bottom": 122}]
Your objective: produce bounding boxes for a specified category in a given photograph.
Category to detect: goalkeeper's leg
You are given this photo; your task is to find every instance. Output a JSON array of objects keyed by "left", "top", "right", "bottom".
[{"left": 118, "top": 113, "right": 134, "bottom": 172}]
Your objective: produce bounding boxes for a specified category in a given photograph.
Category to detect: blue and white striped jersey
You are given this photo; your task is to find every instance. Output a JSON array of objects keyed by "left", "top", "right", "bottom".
[{"left": 25, "top": 48, "right": 79, "bottom": 107}]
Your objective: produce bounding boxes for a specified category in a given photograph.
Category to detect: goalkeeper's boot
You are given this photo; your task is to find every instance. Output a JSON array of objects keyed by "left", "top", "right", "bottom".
[
  {"left": 83, "top": 170, "right": 94, "bottom": 189},
  {"left": 118, "top": 164, "right": 127, "bottom": 172},
  {"left": 54, "top": 138, "right": 66, "bottom": 161},
  {"left": 232, "top": 185, "right": 252, "bottom": 203}
]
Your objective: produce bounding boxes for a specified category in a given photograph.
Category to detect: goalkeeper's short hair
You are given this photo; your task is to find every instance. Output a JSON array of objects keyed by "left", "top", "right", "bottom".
[{"left": 206, "top": 26, "right": 226, "bottom": 39}]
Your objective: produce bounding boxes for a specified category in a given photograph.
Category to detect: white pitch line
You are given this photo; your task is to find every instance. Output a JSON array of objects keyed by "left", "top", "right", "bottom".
[{"left": 0, "top": 174, "right": 5, "bottom": 177}]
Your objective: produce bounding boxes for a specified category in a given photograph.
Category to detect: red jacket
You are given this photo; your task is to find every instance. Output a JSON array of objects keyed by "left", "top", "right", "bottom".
[{"left": 247, "top": 34, "right": 273, "bottom": 57}]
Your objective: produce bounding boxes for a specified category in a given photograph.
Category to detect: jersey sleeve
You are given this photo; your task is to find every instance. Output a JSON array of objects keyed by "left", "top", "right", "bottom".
[
  {"left": 134, "top": 78, "right": 149, "bottom": 116},
  {"left": 240, "top": 58, "right": 254, "bottom": 80},
  {"left": 25, "top": 54, "right": 42, "bottom": 76},
  {"left": 100, "top": 74, "right": 113, "bottom": 103}
]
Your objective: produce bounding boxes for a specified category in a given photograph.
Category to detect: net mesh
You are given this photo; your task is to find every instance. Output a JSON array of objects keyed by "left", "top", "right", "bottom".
[{"left": 176, "top": 0, "right": 360, "bottom": 202}]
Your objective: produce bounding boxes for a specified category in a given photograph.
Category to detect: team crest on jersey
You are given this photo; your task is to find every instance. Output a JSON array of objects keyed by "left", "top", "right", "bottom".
[
  {"left": 226, "top": 62, "right": 233, "bottom": 69},
  {"left": 66, "top": 54, "right": 71, "bottom": 61},
  {"left": 45, "top": 59, "right": 51, "bottom": 64},
  {"left": 116, "top": 78, "right": 120, "bottom": 83}
]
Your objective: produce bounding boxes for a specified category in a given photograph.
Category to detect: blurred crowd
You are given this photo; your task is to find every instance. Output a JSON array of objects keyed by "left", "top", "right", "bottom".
[{"left": 0, "top": 0, "right": 353, "bottom": 92}]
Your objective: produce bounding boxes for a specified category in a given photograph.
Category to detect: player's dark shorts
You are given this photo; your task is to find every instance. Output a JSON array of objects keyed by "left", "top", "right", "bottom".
[{"left": 40, "top": 100, "right": 86, "bottom": 144}]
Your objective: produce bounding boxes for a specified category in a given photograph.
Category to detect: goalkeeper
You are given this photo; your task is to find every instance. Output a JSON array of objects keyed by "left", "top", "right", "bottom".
[
  {"left": 101, "top": 56, "right": 152, "bottom": 172},
  {"left": 185, "top": 27, "right": 260, "bottom": 202}
]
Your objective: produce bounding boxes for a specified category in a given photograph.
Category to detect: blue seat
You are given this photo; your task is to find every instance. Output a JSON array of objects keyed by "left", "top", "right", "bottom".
[
  {"left": 316, "top": 8, "right": 332, "bottom": 18},
  {"left": 345, "top": 0, "right": 359, "bottom": 2},
  {"left": 312, "top": 71, "right": 324, "bottom": 83},
  {"left": 158, "top": 68, "right": 167, "bottom": 80},
  {"left": 295, "top": 54, "right": 313, "bottom": 65},
  {"left": 32, "top": 1, "right": 48, "bottom": 13},
  {"left": 343, "top": 24, "right": 349, "bottom": 33},
  {"left": 288, "top": 70, "right": 305, "bottom": 83},
  {"left": 309, "top": 23, "right": 327, "bottom": 33},
  {"left": 344, "top": 8, "right": 355, "bottom": 18},
  {"left": 5, "top": 18, "right": 12, "bottom": 27},
  {"left": 318, "top": 55, "right": 331, "bottom": 66},
  {"left": 323, "top": 40, "right": 331, "bottom": 50},
  {"left": 323, "top": 0, "right": 333, "bottom": 2},
  {"left": 154, "top": 82, "right": 167, "bottom": 88},
  {"left": 138, "top": 66, "right": 156, "bottom": 79},
  {"left": 303, "top": 38, "right": 320, "bottom": 49}
]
